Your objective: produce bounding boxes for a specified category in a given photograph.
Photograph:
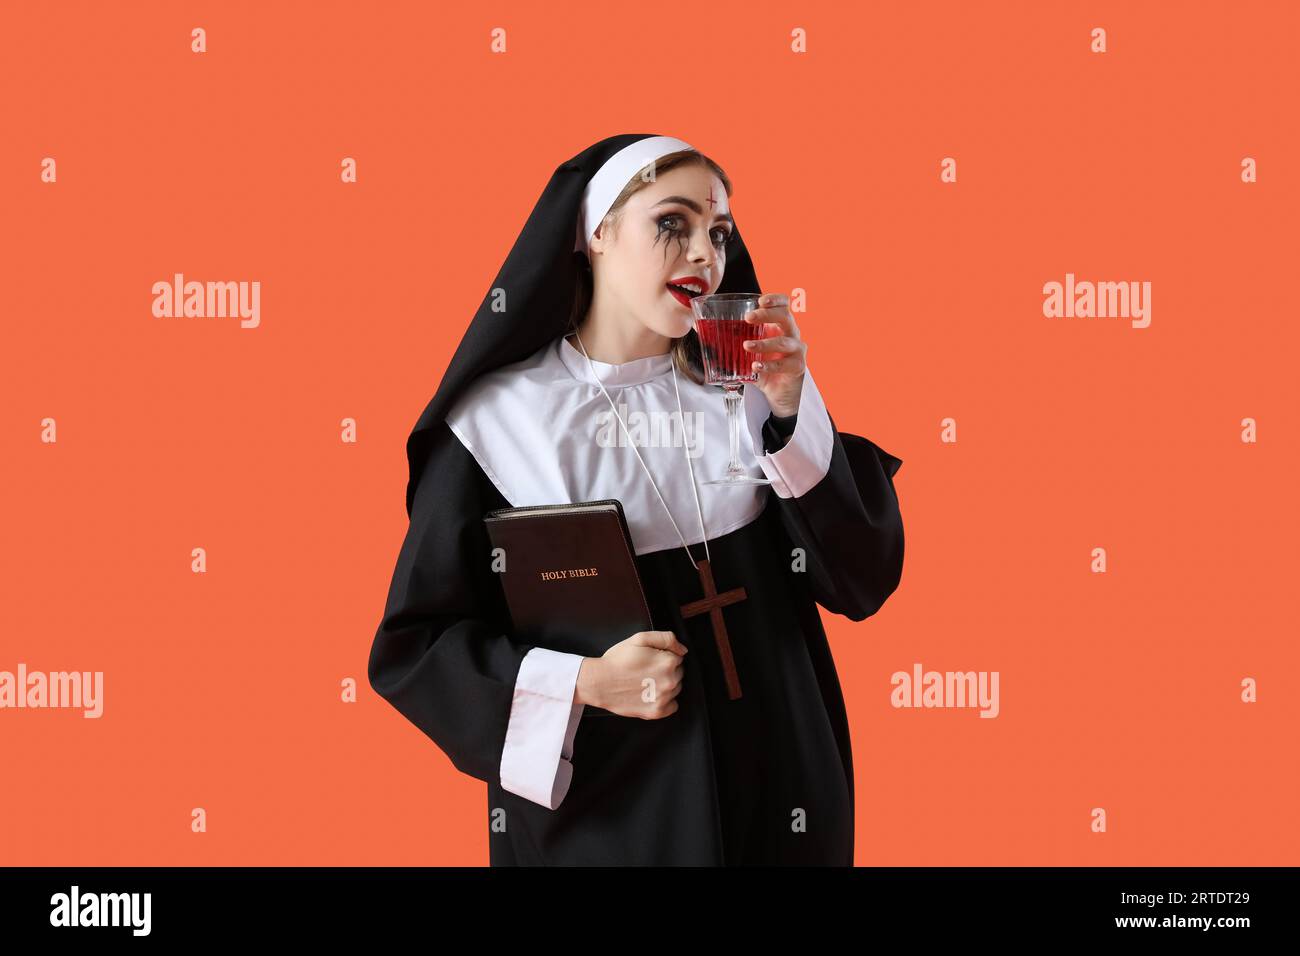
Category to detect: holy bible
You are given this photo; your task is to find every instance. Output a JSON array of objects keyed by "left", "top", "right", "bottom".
[{"left": 483, "top": 499, "right": 655, "bottom": 718}]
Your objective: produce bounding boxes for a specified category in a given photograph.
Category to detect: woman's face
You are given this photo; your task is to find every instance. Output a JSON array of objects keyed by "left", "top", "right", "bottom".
[{"left": 588, "top": 163, "right": 734, "bottom": 339}]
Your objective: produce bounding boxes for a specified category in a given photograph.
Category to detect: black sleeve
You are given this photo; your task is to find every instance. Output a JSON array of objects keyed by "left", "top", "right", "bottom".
[
  {"left": 368, "top": 420, "right": 532, "bottom": 784},
  {"left": 761, "top": 410, "right": 905, "bottom": 622},
  {"left": 765, "top": 410, "right": 799, "bottom": 443}
]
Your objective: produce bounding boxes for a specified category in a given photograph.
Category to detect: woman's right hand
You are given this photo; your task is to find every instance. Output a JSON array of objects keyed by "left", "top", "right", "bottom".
[{"left": 575, "top": 631, "right": 688, "bottom": 719}]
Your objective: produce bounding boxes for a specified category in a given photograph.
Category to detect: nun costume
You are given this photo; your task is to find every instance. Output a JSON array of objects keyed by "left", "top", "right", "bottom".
[{"left": 367, "top": 133, "right": 904, "bottom": 866}]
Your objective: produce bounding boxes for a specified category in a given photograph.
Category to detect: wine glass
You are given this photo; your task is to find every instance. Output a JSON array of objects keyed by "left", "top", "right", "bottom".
[{"left": 688, "top": 292, "right": 773, "bottom": 486}]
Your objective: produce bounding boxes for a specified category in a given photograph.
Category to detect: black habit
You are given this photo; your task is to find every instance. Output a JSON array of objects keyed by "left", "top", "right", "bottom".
[{"left": 367, "top": 134, "right": 905, "bottom": 865}]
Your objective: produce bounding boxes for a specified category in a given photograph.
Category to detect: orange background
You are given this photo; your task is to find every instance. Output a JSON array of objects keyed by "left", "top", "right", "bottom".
[{"left": 2, "top": 1, "right": 1296, "bottom": 865}]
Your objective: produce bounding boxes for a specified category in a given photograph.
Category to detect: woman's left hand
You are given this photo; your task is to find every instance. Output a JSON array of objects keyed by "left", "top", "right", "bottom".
[{"left": 743, "top": 293, "right": 806, "bottom": 418}]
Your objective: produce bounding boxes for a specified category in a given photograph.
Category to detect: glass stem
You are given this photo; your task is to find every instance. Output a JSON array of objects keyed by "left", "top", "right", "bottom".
[{"left": 724, "top": 384, "right": 744, "bottom": 478}]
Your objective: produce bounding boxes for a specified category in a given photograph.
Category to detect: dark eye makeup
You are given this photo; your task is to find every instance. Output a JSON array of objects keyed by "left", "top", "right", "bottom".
[{"left": 656, "top": 213, "right": 734, "bottom": 248}]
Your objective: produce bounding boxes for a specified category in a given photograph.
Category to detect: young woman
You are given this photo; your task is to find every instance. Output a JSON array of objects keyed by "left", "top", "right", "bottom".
[{"left": 368, "top": 134, "right": 905, "bottom": 865}]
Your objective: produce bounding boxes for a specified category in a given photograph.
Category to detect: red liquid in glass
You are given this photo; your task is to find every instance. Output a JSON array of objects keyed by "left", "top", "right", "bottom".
[{"left": 694, "top": 317, "right": 759, "bottom": 383}]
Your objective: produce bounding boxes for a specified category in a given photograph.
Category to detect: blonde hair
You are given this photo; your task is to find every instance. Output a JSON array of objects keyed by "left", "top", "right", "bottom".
[{"left": 567, "top": 149, "right": 734, "bottom": 385}]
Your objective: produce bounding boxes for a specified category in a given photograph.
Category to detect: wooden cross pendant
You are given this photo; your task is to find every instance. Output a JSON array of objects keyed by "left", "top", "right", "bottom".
[{"left": 678, "top": 558, "right": 748, "bottom": 700}]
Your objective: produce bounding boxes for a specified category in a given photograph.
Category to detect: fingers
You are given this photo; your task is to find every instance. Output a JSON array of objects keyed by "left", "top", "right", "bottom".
[
  {"left": 742, "top": 292, "right": 806, "bottom": 363},
  {"left": 634, "top": 629, "right": 689, "bottom": 655},
  {"left": 754, "top": 351, "right": 807, "bottom": 374},
  {"left": 745, "top": 309, "right": 793, "bottom": 335},
  {"left": 743, "top": 334, "right": 801, "bottom": 354},
  {"left": 745, "top": 335, "right": 807, "bottom": 375},
  {"left": 642, "top": 654, "right": 685, "bottom": 719},
  {"left": 745, "top": 293, "right": 799, "bottom": 339}
]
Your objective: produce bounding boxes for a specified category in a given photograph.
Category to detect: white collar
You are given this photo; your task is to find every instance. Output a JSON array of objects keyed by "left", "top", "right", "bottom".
[
  {"left": 557, "top": 335, "right": 674, "bottom": 387},
  {"left": 444, "top": 335, "right": 769, "bottom": 555}
]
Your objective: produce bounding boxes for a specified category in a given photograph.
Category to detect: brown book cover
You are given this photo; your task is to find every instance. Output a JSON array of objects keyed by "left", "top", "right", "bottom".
[{"left": 484, "top": 499, "right": 654, "bottom": 718}]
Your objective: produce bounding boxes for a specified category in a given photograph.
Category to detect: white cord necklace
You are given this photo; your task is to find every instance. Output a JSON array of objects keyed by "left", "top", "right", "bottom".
[
  {"left": 571, "top": 331, "right": 752, "bottom": 701},
  {"left": 571, "top": 331, "right": 710, "bottom": 571}
]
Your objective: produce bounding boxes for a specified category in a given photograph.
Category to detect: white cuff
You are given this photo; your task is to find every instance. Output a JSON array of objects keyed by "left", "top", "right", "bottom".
[
  {"left": 499, "top": 647, "right": 586, "bottom": 810},
  {"left": 742, "top": 367, "right": 835, "bottom": 498}
]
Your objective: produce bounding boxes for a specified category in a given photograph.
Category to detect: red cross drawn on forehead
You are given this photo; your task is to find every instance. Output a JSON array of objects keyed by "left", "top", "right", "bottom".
[{"left": 649, "top": 191, "right": 732, "bottom": 225}]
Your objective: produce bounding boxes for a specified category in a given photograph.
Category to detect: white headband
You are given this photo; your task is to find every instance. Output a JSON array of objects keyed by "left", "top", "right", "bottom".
[{"left": 573, "top": 136, "right": 697, "bottom": 255}]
